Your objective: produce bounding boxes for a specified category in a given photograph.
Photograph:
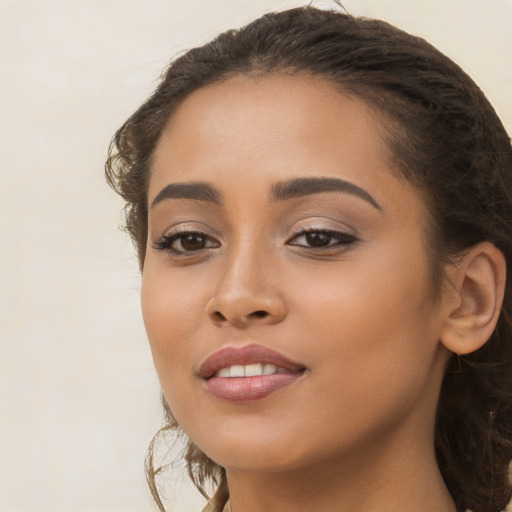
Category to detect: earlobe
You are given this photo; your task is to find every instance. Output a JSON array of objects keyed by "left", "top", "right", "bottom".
[{"left": 440, "top": 242, "right": 506, "bottom": 355}]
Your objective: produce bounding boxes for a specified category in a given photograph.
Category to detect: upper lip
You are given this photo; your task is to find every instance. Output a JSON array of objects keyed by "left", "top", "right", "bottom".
[{"left": 198, "top": 344, "right": 305, "bottom": 379}]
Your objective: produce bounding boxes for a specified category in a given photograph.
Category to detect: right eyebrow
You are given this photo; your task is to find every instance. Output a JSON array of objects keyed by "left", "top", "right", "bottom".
[{"left": 150, "top": 182, "right": 222, "bottom": 208}]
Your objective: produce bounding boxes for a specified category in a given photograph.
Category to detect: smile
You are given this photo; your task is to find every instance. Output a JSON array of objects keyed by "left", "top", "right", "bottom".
[
  {"left": 215, "top": 363, "right": 291, "bottom": 377},
  {"left": 199, "top": 344, "right": 306, "bottom": 402}
]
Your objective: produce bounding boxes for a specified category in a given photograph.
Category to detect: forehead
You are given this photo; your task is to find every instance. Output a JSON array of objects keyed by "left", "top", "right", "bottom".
[
  {"left": 148, "top": 72, "right": 416, "bottom": 216},
  {"left": 164, "top": 72, "right": 377, "bottom": 136},
  {"left": 155, "top": 73, "right": 386, "bottom": 158}
]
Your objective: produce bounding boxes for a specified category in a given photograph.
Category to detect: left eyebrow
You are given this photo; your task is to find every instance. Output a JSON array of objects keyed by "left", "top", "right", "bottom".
[{"left": 271, "top": 177, "right": 382, "bottom": 211}]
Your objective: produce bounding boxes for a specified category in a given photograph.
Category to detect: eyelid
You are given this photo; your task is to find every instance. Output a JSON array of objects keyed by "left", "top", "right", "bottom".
[
  {"left": 152, "top": 223, "right": 221, "bottom": 255},
  {"left": 288, "top": 217, "right": 357, "bottom": 237},
  {"left": 285, "top": 218, "right": 360, "bottom": 250},
  {"left": 287, "top": 228, "right": 358, "bottom": 247},
  {"left": 154, "top": 221, "right": 220, "bottom": 241}
]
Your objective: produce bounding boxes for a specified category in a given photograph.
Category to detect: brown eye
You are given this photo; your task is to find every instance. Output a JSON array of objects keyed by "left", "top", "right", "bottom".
[
  {"left": 180, "top": 233, "right": 207, "bottom": 251},
  {"left": 154, "top": 231, "right": 220, "bottom": 254},
  {"left": 304, "top": 232, "right": 333, "bottom": 247},
  {"left": 288, "top": 229, "right": 358, "bottom": 250}
]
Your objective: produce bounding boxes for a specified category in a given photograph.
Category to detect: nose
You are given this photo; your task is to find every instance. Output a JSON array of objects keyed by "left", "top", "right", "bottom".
[{"left": 206, "top": 246, "right": 287, "bottom": 328}]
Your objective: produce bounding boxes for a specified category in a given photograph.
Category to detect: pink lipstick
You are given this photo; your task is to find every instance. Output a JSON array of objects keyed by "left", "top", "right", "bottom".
[{"left": 198, "top": 344, "right": 305, "bottom": 403}]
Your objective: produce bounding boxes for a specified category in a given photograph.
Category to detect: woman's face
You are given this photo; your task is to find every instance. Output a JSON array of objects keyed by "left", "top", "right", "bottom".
[{"left": 142, "top": 74, "right": 451, "bottom": 474}]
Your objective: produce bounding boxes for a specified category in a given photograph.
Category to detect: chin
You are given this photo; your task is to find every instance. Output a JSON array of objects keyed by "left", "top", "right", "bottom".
[
  {"left": 211, "top": 446, "right": 309, "bottom": 474},
  {"left": 187, "top": 424, "right": 296, "bottom": 470},
  {"left": 191, "top": 423, "right": 338, "bottom": 476}
]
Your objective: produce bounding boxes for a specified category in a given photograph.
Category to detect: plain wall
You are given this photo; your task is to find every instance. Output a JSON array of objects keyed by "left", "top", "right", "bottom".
[{"left": 1, "top": 1, "right": 511, "bottom": 511}]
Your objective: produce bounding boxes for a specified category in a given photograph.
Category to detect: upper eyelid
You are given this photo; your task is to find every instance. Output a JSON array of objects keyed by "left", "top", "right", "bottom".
[
  {"left": 158, "top": 222, "right": 221, "bottom": 239},
  {"left": 288, "top": 218, "right": 357, "bottom": 236},
  {"left": 153, "top": 218, "right": 358, "bottom": 242},
  {"left": 159, "top": 226, "right": 354, "bottom": 238}
]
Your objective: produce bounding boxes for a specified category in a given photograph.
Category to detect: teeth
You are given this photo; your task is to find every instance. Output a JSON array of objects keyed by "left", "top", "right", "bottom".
[
  {"left": 245, "top": 363, "right": 263, "bottom": 377},
  {"left": 230, "top": 365, "right": 245, "bottom": 377},
  {"left": 215, "top": 363, "right": 278, "bottom": 377},
  {"left": 263, "top": 364, "right": 277, "bottom": 375}
]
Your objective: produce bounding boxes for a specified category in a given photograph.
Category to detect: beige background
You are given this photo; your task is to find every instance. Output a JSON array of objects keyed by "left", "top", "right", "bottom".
[{"left": 1, "top": 0, "right": 511, "bottom": 511}]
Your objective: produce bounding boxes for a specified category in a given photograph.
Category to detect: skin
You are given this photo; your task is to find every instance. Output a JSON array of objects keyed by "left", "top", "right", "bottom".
[{"left": 142, "top": 73, "right": 459, "bottom": 512}]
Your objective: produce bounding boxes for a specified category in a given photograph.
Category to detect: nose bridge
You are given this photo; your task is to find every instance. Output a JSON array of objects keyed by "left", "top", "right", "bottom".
[
  {"left": 224, "top": 237, "right": 265, "bottom": 291},
  {"left": 207, "top": 234, "right": 286, "bottom": 326}
]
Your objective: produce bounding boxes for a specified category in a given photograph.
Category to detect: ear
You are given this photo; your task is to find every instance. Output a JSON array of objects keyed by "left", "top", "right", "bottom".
[{"left": 440, "top": 242, "right": 506, "bottom": 355}]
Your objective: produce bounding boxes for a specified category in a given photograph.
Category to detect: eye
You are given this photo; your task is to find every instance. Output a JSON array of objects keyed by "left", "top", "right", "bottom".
[
  {"left": 288, "top": 229, "right": 358, "bottom": 249},
  {"left": 154, "top": 231, "right": 220, "bottom": 254}
]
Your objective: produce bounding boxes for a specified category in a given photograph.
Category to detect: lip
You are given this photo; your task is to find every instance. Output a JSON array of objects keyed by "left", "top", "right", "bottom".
[
  {"left": 198, "top": 344, "right": 306, "bottom": 403},
  {"left": 198, "top": 344, "right": 304, "bottom": 378}
]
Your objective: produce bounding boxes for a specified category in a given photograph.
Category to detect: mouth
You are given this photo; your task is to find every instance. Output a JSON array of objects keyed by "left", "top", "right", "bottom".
[
  {"left": 198, "top": 344, "right": 306, "bottom": 403},
  {"left": 213, "top": 363, "right": 294, "bottom": 378}
]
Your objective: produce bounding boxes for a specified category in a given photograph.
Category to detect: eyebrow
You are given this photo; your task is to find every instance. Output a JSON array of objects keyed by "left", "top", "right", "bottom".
[
  {"left": 150, "top": 176, "right": 381, "bottom": 211},
  {"left": 150, "top": 182, "right": 222, "bottom": 208},
  {"left": 271, "top": 177, "right": 382, "bottom": 211}
]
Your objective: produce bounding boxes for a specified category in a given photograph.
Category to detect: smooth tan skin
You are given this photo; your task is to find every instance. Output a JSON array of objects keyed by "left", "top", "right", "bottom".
[{"left": 142, "top": 74, "right": 505, "bottom": 512}]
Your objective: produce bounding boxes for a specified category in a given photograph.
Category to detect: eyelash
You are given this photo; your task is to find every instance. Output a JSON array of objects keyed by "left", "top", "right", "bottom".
[
  {"left": 154, "top": 230, "right": 220, "bottom": 255},
  {"left": 287, "top": 228, "right": 358, "bottom": 250},
  {"left": 153, "top": 228, "right": 358, "bottom": 256}
]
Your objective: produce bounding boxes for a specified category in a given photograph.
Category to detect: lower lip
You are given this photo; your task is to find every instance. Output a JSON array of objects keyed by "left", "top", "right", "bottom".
[{"left": 205, "top": 373, "right": 302, "bottom": 403}]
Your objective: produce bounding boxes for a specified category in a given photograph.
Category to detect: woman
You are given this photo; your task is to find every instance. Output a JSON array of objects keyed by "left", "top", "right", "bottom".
[{"left": 106, "top": 5, "right": 512, "bottom": 512}]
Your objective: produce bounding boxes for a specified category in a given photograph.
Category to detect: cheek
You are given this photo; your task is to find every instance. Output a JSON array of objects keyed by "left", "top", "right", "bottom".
[
  {"left": 140, "top": 261, "right": 208, "bottom": 384},
  {"left": 288, "top": 242, "right": 441, "bottom": 392}
]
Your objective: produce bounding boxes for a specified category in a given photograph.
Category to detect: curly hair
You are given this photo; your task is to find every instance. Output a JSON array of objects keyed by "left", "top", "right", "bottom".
[{"left": 105, "top": 6, "right": 512, "bottom": 512}]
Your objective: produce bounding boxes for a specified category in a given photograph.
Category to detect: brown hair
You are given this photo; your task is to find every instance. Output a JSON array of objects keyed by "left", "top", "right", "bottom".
[{"left": 105, "top": 6, "right": 512, "bottom": 512}]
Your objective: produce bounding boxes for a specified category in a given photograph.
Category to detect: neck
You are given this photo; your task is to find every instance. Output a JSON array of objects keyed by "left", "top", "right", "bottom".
[{"left": 225, "top": 425, "right": 456, "bottom": 512}]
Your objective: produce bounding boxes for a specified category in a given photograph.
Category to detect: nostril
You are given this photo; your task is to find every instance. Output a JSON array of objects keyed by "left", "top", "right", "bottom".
[
  {"left": 213, "top": 311, "right": 227, "bottom": 321},
  {"left": 251, "top": 310, "right": 269, "bottom": 318}
]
